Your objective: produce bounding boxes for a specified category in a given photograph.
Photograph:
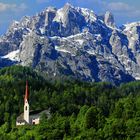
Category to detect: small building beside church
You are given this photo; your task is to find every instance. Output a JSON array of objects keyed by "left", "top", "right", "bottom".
[{"left": 16, "top": 81, "right": 50, "bottom": 126}]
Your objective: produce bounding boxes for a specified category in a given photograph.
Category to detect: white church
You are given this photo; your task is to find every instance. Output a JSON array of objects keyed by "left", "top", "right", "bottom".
[{"left": 16, "top": 81, "right": 50, "bottom": 126}]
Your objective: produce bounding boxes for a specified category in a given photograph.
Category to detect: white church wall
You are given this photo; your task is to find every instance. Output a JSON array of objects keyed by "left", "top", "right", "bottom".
[
  {"left": 32, "top": 118, "right": 40, "bottom": 125},
  {"left": 24, "top": 100, "right": 29, "bottom": 123},
  {"left": 16, "top": 121, "right": 25, "bottom": 126}
]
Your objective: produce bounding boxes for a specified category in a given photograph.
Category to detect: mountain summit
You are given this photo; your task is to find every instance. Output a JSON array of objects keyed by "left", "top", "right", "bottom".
[{"left": 0, "top": 4, "right": 140, "bottom": 84}]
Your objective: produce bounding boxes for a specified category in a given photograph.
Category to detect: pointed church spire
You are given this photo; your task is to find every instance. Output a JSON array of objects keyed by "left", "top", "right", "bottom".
[{"left": 24, "top": 81, "right": 29, "bottom": 103}]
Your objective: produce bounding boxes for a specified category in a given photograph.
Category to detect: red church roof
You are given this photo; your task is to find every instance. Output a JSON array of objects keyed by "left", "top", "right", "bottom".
[{"left": 24, "top": 81, "right": 29, "bottom": 103}]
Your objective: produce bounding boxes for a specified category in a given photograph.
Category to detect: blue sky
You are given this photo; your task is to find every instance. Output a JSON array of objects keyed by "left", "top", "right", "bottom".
[{"left": 0, "top": 0, "right": 139, "bottom": 34}]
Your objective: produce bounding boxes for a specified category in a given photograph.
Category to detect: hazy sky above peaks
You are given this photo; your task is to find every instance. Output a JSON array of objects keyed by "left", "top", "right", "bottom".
[{"left": 0, "top": 0, "right": 139, "bottom": 34}]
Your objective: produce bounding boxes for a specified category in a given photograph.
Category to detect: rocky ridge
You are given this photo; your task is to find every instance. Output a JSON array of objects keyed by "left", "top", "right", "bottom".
[{"left": 0, "top": 3, "right": 140, "bottom": 84}]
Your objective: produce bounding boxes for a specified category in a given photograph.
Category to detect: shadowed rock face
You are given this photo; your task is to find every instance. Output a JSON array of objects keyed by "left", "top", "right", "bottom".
[
  {"left": 0, "top": 3, "right": 140, "bottom": 84},
  {"left": 104, "top": 11, "right": 115, "bottom": 28}
]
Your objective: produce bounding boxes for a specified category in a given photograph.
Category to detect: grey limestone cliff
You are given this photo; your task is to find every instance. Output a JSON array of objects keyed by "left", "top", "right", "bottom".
[{"left": 0, "top": 3, "right": 140, "bottom": 84}]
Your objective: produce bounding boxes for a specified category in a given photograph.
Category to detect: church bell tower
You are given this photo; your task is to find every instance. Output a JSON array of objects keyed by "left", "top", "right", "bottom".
[{"left": 24, "top": 81, "right": 29, "bottom": 123}]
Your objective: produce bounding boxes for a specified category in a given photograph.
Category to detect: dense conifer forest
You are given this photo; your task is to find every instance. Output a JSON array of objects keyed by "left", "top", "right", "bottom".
[{"left": 0, "top": 66, "right": 140, "bottom": 139}]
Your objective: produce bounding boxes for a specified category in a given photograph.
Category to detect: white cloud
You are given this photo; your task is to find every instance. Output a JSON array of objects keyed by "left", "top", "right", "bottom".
[
  {"left": 0, "top": 3, "right": 16, "bottom": 12},
  {"left": 108, "top": 2, "right": 133, "bottom": 12},
  {"left": 107, "top": 2, "right": 140, "bottom": 18},
  {"left": 17, "top": 3, "right": 27, "bottom": 11},
  {"left": 0, "top": 2, "right": 27, "bottom": 12},
  {"left": 36, "top": 0, "right": 50, "bottom": 3},
  {"left": 75, "top": 0, "right": 140, "bottom": 18},
  {"left": 74, "top": 0, "right": 106, "bottom": 9}
]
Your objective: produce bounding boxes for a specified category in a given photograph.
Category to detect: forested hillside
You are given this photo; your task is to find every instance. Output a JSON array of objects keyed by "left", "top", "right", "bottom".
[{"left": 0, "top": 66, "right": 140, "bottom": 139}]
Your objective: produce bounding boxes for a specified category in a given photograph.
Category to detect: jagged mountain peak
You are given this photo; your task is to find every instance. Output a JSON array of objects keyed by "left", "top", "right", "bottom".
[
  {"left": 8, "top": 20, "right": 20, "bottom": 30},
  {"left": 123, "top": 22, "right": 140, "bottom": 32},
  {"left": 64, "top": 2, "right": 74, "bottom": 8},
  {"left": 0, "top": 3, "right": 140, "bottom": 84},
  {"left": 104, "top": 11, "right": 115, "bottom": 28},
  {"left": 63, "top": 3, "right": 77, "bottom": 14},
  {"left": 45, "top": 6, "right": 57, "bottom": 12}
]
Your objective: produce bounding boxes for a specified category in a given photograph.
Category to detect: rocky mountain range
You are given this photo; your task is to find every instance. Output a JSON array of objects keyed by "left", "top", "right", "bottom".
[{"left": 0, "top": 3, "right": 140, "bottom": 84}]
